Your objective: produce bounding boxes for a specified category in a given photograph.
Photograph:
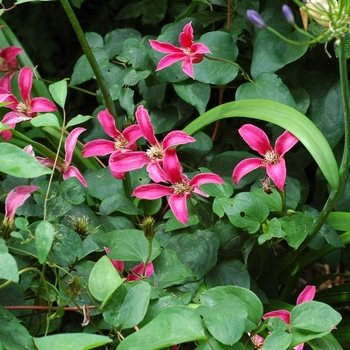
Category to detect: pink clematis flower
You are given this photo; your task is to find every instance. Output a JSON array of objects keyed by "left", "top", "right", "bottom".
[
  {"left": 262, "top": 285, "right": 316, "bottom": 350},
  {"left": 232, "top": 124, "right": 298, "bottom": 191},
  {"left": 36, "top": 128, "right": 87, "bottom": 187},
  {"left": 104, "top": 247, "right": 154, "bottom": 282},
  {"left": 0, "top": 67, "right": 57, "bottom": 141},
  {"left": 109, "top": 105, "right": 195, "bottom": 182},
  {"left": 149, "top": 22, "right": 211, "bottom": 79},
  {"left": 133, "top": 148, "right": 225, "bottom": 225},
  {"left": 82, "top": 109, "right": 142, "bottom": 179},
  {"left": 1, "top": 185, "right": 39, "bottom": 240},
  {"left": 0, "top": 46, "right": 22, "bottom": 73}
]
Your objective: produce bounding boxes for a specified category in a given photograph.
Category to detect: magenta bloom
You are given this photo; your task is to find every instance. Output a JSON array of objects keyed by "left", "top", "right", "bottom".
[
  {"left": 110, "top": 105, "right": 195, "bottom": 182},
  {"left": 232, "top": 124, "right": 298, "bottom": 191},
  {"left": 262, "top": 285, "right": 316, "bottom": 350},
  {"left": 149, "top": 22, "right": 211, "bottom": 79},
  {"left": 0, "top": 67, "right": 57, "bottom": 141},
  {"left": 104, "top": 247, "right": 154, "bottom": 281},
  {"left": 82, "top": 109, "right": 142, "bottom": 179},
  {"left": 0, "top": 46, "right": 22, "bottom": 73},
  {"left": 133, "top": 148, "right": 224, "bottom": 225},
  {"left": 37, "top": 128, "right": 87, "bottom": 187},
  {"left": 2, "top": 185, "right": 39, "bottom": 240}
]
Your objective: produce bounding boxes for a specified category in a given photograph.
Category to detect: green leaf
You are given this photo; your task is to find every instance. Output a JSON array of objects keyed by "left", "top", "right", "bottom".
[
  {"left": 291, "top": 301, "right": 342, "bottom": 332},
  {"left": 262, "top": 330, "right": 292, "bottom": 350},
  {"left": 279, "top": 212, "right": 314, "bottom": 249},
  {"left": 308, "top": 332, "right": 343, "bottom": 350},
  {"left": 173, "top": 80, "right": 210, "bottom": 115},
  {"left": 108, "top": 229, "right": 161, "bottom": 263},
  {"left": 66, "top": 114, "right": 93, "bottom": 128},
  {"left": 117, "top": 38, "right": 150, "bottom": 70},
  {"left": 88, "top": 256, "right": 125, "bottom": 307},
  {"left": 0, "top": 305, "right": 35, "bottom": 349},
  {"left": 0, "top": 239, "right": 18, "bottom": 282},
  {"left": 166, "top": 229, "right": 220, "bottom": 280},
  {"left": 119, "top": 87, "right": 135, "bottom": 117},
  {"left": 100, "top": 194, "right": 143, "bottom": 216},
  {"left": 35, "top": 220, "right": 54, "bottom": 264},
  {"left": 236, "top": 72, "right": 296, "bottom": 108},
  {"left": 194, "top": 31, "right": 239, "bottom": 85},
  {"left": 49, "top": 79, "right": 67, "bottom": 108},
  {"left": 259, "top": 218, "right": 286, "bottom": 245},
  {"left": 152, "top": 248, "right": 193, "bottom": 288},
  {"left": 103, "top": 282, "right": 151, "bottom": 329},
  {"left": 0, "top": 143, "right": 52, "bottom": 178},
  {"left": 200, "top": 286, "right": 263, "bottom": 329},
  {"left": 117, "top": 306, "right": 207, "bottom": 350},
  {"left": 327, "top": 211, "right": 350, "bottom": 231},
  {"left": 33, "top": 333, "right": 112, "bottom": 350},
  {"left": 183, "top": 99, "right": 339, "bottom": 190},
  {"left": 198, "top": 302, "right": 247, "bottom": 345},
  {"left": 219, "top": 193, "right": 269, "bottom": 234},
  {"left": 30, "top": 113, "right": 60, "bottom": 128},
  {"left": 123, "top": 69, "right": 151, "bottom": 86},
  {"left": 205, "top": 259, "right": 250, "bottom": 289}
]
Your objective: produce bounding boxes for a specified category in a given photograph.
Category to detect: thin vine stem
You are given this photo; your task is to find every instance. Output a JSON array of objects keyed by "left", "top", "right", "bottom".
[
  {"left": 258, "top": 35, "right": 350, "bottom": 285},
  {"left": 59, "top": 0, "right": 118, "bottom": 127}
]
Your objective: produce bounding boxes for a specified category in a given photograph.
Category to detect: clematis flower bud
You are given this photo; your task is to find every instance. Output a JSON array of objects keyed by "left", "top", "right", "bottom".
[
  {"left": 282, "top": 5, "right": 296, "bottom": 25},
  {"left": 246, "top": 10, "right": 267, "bottom": 29}
]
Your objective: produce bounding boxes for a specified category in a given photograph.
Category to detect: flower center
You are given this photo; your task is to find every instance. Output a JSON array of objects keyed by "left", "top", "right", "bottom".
[
  {"left": 264, "top": 150, "right": 280, "bottom": 164},
  {"left": 16, "top": 101, "right": 31, "bottom": 115},
  {"left": 183, "top": 48, "right": 193, "bottom": 56},
  {"left": 146, "top": 145, "right": 163, "bottom": 161},
  {"left": 114, "top": 136, "right": 128, "bottom": 150},
  {"left": 172, "top": 181, "right": 191, "bottom": 196}
]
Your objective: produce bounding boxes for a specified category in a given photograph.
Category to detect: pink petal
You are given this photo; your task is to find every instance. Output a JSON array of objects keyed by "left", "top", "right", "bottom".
[
  {"left": 179, "top": 23, "right": 194, "bottom": 48},
  {"left": 63, "top": 166, "right": 87, "bottom": 187},
  {"left": 266, "top": 159, "right": 286, "bottom": 191},
  {"left": 126, "top": 262, "right": 154, "bottom": 281},
  {"left": 0, "top": 129, "right": 12, "bottom": 141},
  {"left": 5, "top": 185, "right": 39, "bottom": 223},
  {"left": 162, "top": 130, "right": 195, "bottom": 150},
  {"left": 64, "top": 127, "right": 86, "bottom": 166},
  {"left": 156, "top": 53, "right": 187, "bottom": 71},
  {"left": 190, "top": 42, "right": 211, "bottom": 54},
  {"left": 30, "top": 97, "right": 57, "bottom": 113},
  {"left": 296, "top": 285, "right": 316, "bottom": 304},
  {"left": 18, "top": 67, "right": 33, "bottom": 102},
  {"left": 168, "top": 192, "right": 191, "bottom": 225},
  {"left": 0, "top": 90, "right": 20, "bottom": 110},
  {"left": 0, "top": 73, "right": 14, "bottom": 91},
  {"left": 149, "top": 39, "right": 183, "bottom": 54},
  {"left": 1, "top": 46, "right": 22, "bottom": 63},
  {"left": 23, "top": 145, "right": 35, "bottom": 157},
  {"left": 82, "top": 139, "right": 116, "bottom": 157},
  {"left": 146, "top": 162, "right": 168, "bottom": 183},
  {"left": 97, "top": 109, "right": 120, "bottom": 139},
  {"left": 133, "top": 183, "right": 173, "bottom": 200},
  {"left": 135, "top": 105, "right": 158, "bottom": 145},
  {"left": 36, "top": 157, "right": 56, "bottom": 168},
  {"left": 109, "top": 167, "right": 125, "bottom": 180},
  {"left": 109, "top": 151, "right": 149, "bottom": 173},
  {"left": 232, "top": 158, "right": 264, "bottom": 185},
  {"left": 190, "top": 173, "right": 224, "bottom": 187},
  {"left": 163, "top": 148, "right": 183, "bottom": 184},
  {"left": 263, "top": 310, "right": 291, "bottom": 324},
  {"left": 275, "top": 130, "right": 298, "bottom": 156},
  {"left": 181, "top": 56, "right": 194, "bottom": 79},
  {"left": 122, "top": 124, "right": 142, "bottom": 147},
  {"left": 2, "top": 111, "right": 24, "bottom": 127},
  {"left": 294, "top": 344, "right": 304, "bottom": 350},
  {"left": 239, "top": 124, "right": 273, "bottom": 156}
]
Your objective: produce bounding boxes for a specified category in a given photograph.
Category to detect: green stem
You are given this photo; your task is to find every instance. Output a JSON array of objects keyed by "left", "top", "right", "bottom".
[
  {"left": 204, "top": 55, "right": 254, "bottom": 83},
  {"left": 142, "top": 240, "right": 153, "bottom": 278},
  {"left": 59, "top": 0, "right": 118, "bottom": 127},
  {"left": 258, "top": 36, "right": 350, "bottom": 285}
]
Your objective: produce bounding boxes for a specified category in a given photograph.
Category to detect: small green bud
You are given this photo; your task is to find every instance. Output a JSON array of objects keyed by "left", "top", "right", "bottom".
[{"left": 140, "top": 216, "right": 156, "bottom": 241}]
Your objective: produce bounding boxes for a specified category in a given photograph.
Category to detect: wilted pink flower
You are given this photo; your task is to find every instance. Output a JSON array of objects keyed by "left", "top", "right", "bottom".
[
  {"left": 149, "top": 22, "right": 211, "bottom": 79},
  {"left": 0, "top": 67, "right": 57, "bottom": 141},
  {"left": 232, "top": 124, "right": 298, "bottom": 191},
  {"left": 37, "top": 128, "right": 87, "bottom": 187},
  {"left": 133, "top": 148, "right": 224, "bottom": 225},
  {"left": 82, "top": 109, "right": 142, "bottom": 179},
  {"left": 262, "top": 285, "right": 316, "bottom": 350},
  {"left": 105, "top": 247, "right": 154, "bottom": 281},
  {"left": 1, "top": 185, "right": 39, "bottom": 240},
  {"left": 110, "top": 105, "right": 195, "bottom": 182}
]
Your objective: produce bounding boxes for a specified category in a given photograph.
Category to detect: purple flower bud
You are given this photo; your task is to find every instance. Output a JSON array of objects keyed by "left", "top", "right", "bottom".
[
  {"left": 246, "top": 10, "right": 267, "bottom": 29},
  {"left": 282, "top": 5, "right": 295, "bottom": 25}
]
